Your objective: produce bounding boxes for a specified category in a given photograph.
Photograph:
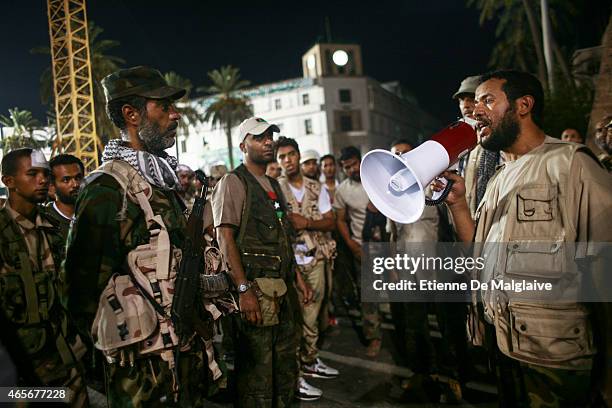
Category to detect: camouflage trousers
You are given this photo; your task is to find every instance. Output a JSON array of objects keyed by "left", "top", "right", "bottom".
[
  {"left": 105, "top": 348, "right": 208, "bottom": 408},
  {"left": 487, "top": 324, "right": 594, "bottom": 407},
  {"left": 234, "top": 292, "right": 298, "bottom": 407}
]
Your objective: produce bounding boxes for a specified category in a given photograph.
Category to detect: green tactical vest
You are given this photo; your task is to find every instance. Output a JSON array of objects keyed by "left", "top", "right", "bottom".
[
  {"left": 232, "top": 164, "right": 295, "bottom": 282},
  {"left": 0, "top": 206, "right": 80, "bottom": 382}
]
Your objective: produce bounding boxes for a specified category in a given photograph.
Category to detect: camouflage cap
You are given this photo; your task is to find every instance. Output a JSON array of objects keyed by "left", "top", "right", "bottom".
[
  {"left": 101, "top": 66, "right": 186, "bottom": 103},
  {"left": 452, "top": 75, "right": 481, "bottom": 99}
]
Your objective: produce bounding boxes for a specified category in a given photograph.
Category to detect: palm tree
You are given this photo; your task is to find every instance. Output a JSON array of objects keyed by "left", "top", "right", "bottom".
[
  {"left": 198, "top": 66, "right": 253, "bottom": 169},
  {"left": 32, "top": 21, "right": 125, "bottom": 145},
  {"left": 0, "top": 108, "right": 46, "bottom": 152},
  {"left": 467, "top": 0, "right": 575, "bottom": 90}
]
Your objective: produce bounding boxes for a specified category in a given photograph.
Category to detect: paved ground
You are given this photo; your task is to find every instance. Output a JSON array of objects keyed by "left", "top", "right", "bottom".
[{"left": 89, "top": 315, "right": 500, "bottom": 407}]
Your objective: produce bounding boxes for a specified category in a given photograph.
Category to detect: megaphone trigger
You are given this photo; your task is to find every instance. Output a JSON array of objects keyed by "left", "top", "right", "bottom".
[{"left": 427, "top": 174, "right": 455, "bottom": 206}]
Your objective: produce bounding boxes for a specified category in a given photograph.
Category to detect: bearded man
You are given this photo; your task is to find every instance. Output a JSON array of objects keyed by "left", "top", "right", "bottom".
[
  {"left": 437, "top": 70, "right": 612, "bottom": 406},
  {"left": 64, "top": 66, "right": 214, "bottom": 407},
  {"left": 46, "top": 154, "right": 84, "bottom": 241}
]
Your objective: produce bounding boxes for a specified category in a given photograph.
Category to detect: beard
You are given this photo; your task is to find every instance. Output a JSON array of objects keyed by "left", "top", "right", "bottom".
[
  {"left": 138, "top": 117, "right": 177, "bottom": 153},
  {"left": 56, "top": 188, "right": 77, "bottom": 205},
  {"left": 481, "top": 107, "right": 520, "bottom": 152}
]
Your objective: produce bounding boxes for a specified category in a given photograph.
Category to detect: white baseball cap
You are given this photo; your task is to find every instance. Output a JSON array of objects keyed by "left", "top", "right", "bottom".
[
  {"left": 300, "top": 149, "right": 320, "bottom": 164},
  {"left": 239, "top": 117, "right": 280, "bottom": 141},
  {"left": 31, "top": 150, "right": 49, "bottom": 170}
]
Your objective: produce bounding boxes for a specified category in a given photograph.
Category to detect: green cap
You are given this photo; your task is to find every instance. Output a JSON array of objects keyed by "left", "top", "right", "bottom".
[
  {"left": 452, "top": 75, "right": 481, "bottom": 99},
  {"left": 102, "top": 66, "right": 186, "bottom": 103}
]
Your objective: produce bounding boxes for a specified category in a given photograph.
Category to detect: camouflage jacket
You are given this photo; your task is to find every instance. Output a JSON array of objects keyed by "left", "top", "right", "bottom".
[
  {"left": 0, "top": 204, "right": 83, "bottom": 384},
  {"left": 42, "top": 202, "right": 72, "bottom": 243},
  {"left": 63, "top": 171, "right": 187, "bottom": 338}
]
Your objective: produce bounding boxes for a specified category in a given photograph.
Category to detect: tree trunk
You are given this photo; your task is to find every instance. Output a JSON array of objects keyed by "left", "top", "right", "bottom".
[
  {"left": 522, "top": 0, "right": 548, "bottom": 89},
  {"left": 551, "top": 36, "right": 572, "bottom": 84},
  {"left": 225, "top": 123, "right": 234, "bottom": 169}
]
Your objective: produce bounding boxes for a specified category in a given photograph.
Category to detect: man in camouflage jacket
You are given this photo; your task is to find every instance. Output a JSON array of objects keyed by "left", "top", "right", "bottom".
[
  {"left": 64, "top": 66, "right": 211, "bottom": 407},
  {"left": 0, "top": 148, "right": 88, "bottom": 406}
]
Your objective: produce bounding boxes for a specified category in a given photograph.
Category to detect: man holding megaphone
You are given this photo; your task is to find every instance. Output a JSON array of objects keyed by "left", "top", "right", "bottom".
[{"left": 433, "top": 70, "right": 612, "bottom": 406}]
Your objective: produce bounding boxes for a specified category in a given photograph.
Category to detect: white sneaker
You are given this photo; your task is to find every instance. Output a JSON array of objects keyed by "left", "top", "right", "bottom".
[
  {"left": 296, "top": 377, "right": 322, "bottom": 401},
  {"left": 303, "top": 358, "right": 339, "bottom": 379}
]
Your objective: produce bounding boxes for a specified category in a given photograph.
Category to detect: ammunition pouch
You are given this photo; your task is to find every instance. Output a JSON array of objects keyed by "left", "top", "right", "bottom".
[
  {"left": 241, "top": 252, "right": 282, "bottom": 280},
  {"left": 200, "top": 247, "right": 231, "bottom": 298},
  {"left": 251, "top": 278, "right": 288, "bottom": 327}
]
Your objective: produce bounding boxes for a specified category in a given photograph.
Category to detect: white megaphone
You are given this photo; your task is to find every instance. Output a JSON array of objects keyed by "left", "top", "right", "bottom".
[{"left": 360, "top": 119, "right": 477, "bottom": 224}]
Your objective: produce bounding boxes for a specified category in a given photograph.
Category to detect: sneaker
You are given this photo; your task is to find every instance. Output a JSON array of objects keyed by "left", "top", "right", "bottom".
[
  {"left": 303, "top": 358, "right": 339, "bottom": 379},
  {"left": 296, "top": 377, "right": 322, "bottom": 401}
]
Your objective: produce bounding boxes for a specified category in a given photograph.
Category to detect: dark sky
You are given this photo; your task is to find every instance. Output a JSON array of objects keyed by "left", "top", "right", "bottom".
[{"left": 0, "top": 0, "right": 608, "bottom": 125}]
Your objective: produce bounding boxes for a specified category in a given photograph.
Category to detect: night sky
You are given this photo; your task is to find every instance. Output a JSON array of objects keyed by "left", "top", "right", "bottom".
[{"left": 0, "top": 0, "right": 609, "bottom": 125}]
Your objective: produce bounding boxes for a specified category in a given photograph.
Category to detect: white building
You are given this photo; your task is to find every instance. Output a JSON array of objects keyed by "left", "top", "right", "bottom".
[{"left": 176, "top": 43, "right": 441, "bottom": 171}]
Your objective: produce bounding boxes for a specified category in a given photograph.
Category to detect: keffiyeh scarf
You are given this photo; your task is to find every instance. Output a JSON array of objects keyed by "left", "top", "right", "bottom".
[
  {"left": 476, "top": 149, "right": 501, "bottom": 206},
  {"left": 102, "top": 139, "right": 180, "bottom": 190}
]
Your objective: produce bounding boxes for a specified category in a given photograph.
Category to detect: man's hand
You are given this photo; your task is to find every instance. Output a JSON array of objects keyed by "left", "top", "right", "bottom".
[
  {"left": 432, "top": 171, "right": 467, "bottom": 208},
  {"left": 295, "top": 269, "right": 314, "bottom": 305},
  {"left": 297, "top": 277, "right": 314, "bottom": 305},
  {"left": 347, "top": 239, "right": 362, "bottom": 261},
  {"left": 288, "top": 213, "right": 309, "bottom": 231},
  {"left": 239, "top": 289, "right": 262, "bottom": 325}
]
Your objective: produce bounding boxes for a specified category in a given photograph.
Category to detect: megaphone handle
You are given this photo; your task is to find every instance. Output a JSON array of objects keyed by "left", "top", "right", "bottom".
[{"left": 425, "top": 179, "right": 455, "bottom": 206}]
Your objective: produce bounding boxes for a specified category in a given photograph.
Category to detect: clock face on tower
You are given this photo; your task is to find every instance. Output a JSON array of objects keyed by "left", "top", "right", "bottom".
[
  {"left": 307, "top": 54, "right": 316, "bottom": 70},
  {"left": 332, "top": 50, "right": 349, "bottom": 66}
]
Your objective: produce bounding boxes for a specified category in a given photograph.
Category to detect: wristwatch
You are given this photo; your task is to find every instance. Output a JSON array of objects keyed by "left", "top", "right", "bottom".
[{"left": 237, "top": 282, "right": 251, "bottom": 294}]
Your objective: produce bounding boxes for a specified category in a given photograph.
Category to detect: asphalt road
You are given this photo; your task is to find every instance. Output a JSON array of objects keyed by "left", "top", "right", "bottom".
[{"left": 89, "top": 314, "right": 500, "bottom": 407}]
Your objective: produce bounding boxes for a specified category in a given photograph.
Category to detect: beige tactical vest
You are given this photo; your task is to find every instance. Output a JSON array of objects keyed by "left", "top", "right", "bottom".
[
  {"left": 278, "top": 176, "right": 336, "bottom": 269},
  {"left": 473, "top": 138, "right": 597, "bottom": 370},
  {"left": 90, "top": 161, "right": 223, "bottom": 381}
]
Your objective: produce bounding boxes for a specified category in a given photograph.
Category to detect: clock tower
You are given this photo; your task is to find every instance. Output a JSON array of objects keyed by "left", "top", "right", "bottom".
[{"left": 302, "top": 43, "right": 363, "bottom": 78}]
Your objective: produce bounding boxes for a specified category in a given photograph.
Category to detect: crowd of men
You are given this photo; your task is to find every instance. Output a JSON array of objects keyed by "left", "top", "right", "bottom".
[{"left": 0, "top": 64, "right": 611, "bottom": 408}]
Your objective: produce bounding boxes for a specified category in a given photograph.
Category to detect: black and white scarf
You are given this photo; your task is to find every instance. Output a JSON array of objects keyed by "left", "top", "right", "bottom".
[
  {"left": 102, "top": 139, "right": 180, "bottom": 190},
  {"left": 476, "top": 149, "right": 501, "bottom": 206}
]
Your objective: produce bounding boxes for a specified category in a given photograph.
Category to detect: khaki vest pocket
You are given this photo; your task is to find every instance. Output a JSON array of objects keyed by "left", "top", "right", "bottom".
[
  {"left": 253, "top": 278, "right": 287, "bottom": 326},
  {"left": 506, "top": 303, "right": 595, "bottom": 369},
  {"left": 517, "top": 185, "right": 557, "bottom": 222},
  {"left": 505, "top": 241, "right": 565, "bottom": 279}
]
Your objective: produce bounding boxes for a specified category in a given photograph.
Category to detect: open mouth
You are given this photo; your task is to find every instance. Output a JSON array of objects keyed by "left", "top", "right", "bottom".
[{"left": 476, "top": 120, "right": 491, "bottom": 138}]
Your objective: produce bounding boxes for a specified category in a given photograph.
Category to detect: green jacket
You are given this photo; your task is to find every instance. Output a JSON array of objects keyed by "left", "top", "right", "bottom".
[
  {"left": 0, "top": 205, "right": 80, "bottom": 383},
  {"left": 42, "top": 202, "right": 71, "bottom": 243},
  {"left": 233, "top": 164, "right": 295, "bottom": 282},
  {"left": 63, "top": 171, "right": 187, "bottom": 336}
]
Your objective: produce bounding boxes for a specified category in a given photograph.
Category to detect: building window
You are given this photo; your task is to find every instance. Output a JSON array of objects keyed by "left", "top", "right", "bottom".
[
  {"left": 302, "top": 93, "right": 310, "bottom": 105},
  {"left": 274, "top": 98, "right": 282, "bottom": 110},
  {"left": 339, "top": 114, "right": 353, "bottom": 131},
  {"left": 304, "top": 119, "right": 313, "bottom": 135},
  {"left": 181, "top": 139, "right": 187, "bottom": 153},
  {"left": 339, "top": 89, "right": 352, "bottom": 103}
]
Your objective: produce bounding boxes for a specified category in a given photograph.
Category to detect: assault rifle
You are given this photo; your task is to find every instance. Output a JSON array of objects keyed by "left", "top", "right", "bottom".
[{"left": 171, "top": 173, "right": 231, "bottom": 342}]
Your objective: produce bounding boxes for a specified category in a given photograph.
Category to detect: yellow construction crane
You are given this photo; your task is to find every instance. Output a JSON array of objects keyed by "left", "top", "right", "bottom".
[{"left": 47, "top": 0, "right": 99, "bottom": 173}]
